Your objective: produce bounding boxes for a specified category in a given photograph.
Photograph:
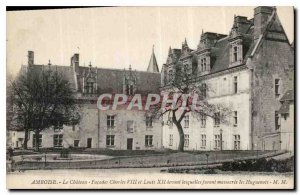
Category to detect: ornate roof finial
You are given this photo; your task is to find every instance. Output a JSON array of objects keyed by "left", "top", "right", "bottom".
[
  {"left": 200, "top": 29, "right": 205, "bottom": 40},
  {"left": 168, "top": 46, "right": 172, "bottom": 55},
  {"left": 152, "top": 44, "right": 155, "bottom": 53},
  {"left": 48, "top": 59, "right": 51, "bottom": 66},
  {"left": 182, "top": 38, "right": 188, "bottom": 48},
  {"left": 129, "top": 64, "right": 132, "bottom": 71},
  {"left": 89, "top": 61, "right": 92, "bottom": 70}
]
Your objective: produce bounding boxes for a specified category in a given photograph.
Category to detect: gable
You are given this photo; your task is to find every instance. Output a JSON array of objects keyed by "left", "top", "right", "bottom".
[{"left": 265, "top": 13, "right": 290, "bottom": 43}]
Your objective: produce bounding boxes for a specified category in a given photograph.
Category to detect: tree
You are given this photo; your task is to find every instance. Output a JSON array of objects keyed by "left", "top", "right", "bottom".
[
  {"left": 7, "top": 73, "right": 16, "bottom": 147},
  {"left": 10, "top": 66, "right": 80, "bottom": 151},
  {"left": 148, "top": 64, "right": 231, "bottom": 152}
]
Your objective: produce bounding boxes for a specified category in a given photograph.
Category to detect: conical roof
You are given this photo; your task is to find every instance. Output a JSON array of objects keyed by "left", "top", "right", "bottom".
[{"left": 147, "top": 46, "right": 159, "bottom": 73}]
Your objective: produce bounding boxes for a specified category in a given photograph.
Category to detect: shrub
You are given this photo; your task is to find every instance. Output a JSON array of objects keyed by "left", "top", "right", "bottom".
[{"left": 204, "top": 169, "right": 217, "bottom": 174}]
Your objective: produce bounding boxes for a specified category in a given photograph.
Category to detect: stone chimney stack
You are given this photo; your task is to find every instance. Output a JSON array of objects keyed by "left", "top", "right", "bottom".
[
  {"left": 254, "top": 6, "right": 274, "bottom": 40},
  {"left": 71, "top": 53, "right": 79, "bottom": 73},
  {"left": 28, "top": 51, "right": 34, "bottom": 66}
]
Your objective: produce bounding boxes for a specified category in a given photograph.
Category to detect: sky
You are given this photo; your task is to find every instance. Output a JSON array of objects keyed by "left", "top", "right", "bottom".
[{"left": 6, "top": 6, "right": 294, "bottom": 76}]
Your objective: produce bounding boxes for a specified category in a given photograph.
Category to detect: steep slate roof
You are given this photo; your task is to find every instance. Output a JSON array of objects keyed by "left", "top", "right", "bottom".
[
  {"left": 278, "top": 90, "right": 294, "bottom": 114},
  {"left": 278, "top": 101, "right": 290, "bottom": 114},
  {"left": 21, "top": 64, "right": 161, "bottom": 96},
  {"left": 164, "top": 7, "right": 293, "bottom": 80},
  {"left": 165, "top": 15, "right": 255, "bottom": 75},
  {"left": 77, "top": 66, "right": 161, "bottom": 95},
  {"left": 280, "top": 90, "right": 294, "bottom": 102},
  {"left": 208, "top": 34, "right": 255, "bottom": 73},
  {"left": 20, "top": 64, "right": 77, "bottom": 90},
  {"left": 210, "top": 37, "right": 231, "bottom": 73}
]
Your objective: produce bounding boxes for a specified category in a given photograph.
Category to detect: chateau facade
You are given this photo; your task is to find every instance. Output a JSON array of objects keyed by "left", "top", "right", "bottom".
[
  {"left": 161, "top": 6, "right": 294, "bottom": 151},
  {"left": 9, "top": 6, "right": 294, "bottom": 151},
  {"left": 10, "top": 49, "right": 162, "bottom": 150}
]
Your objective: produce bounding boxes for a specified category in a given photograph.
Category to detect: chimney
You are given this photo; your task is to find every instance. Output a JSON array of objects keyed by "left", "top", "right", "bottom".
[
  {"left": 28, "top": 51, "right": 34, "bottom": 66},
  {"left": 234, "top": 16, "right": 251, "bottom": 34},
  {"left": 254, "top": 6, "right": 274, "bottom": 40},
  {"left": 71, "top": 53, "right": 79, "bottom": 73},
  {"left": 198, "top": 32, "right": 226, "bottom": 49}
]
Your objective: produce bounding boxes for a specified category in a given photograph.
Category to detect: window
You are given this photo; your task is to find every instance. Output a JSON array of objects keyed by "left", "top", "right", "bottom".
[
  {"left": 192, "top": 61, "right": 198, "bottom": 75},
  {"left": 201, "top": 114, "right": 206, "bottom": 128},
  {"left": 234, "top": 76, "right": 238, "bottom": 94},
  {"left": 230, "top": 42, "right": 243, "bottom": 65},
  {"left": 146, "top": 116, "right": 153, "bottom": 128},
  {"left": 233, "top": 46, "right": 238, "bottom": 62},
  {"left": 106, "top": 135, "right": 115, "bottom": 146},
  {"left": 127, "top": 120, "right": 134, "bottom": 133},
  {"left": 200, "top": 58, "right": 207, "bottom": 72},
  {"left": 107, "top": 115, "right": 115, "bottom": 128},
  {"left": 53, "top": 134, "right": 63, "bottom": 148},
  {"left": 275, "top": 79, "right": 280, "bottom": 97},
  {"left": 275, "top": 111, "right": 280, "bottom": 130},
  {"left": 201, "top": 134, "right": 206, "bottom": 148},
  {"left": 168, "top": 70, "right": 173, "bottom": 82},
  {"left": 184, "top": 115, "right": 189, "bottom": 128},
  {"left": 233, "top": 111, "right": 238, "bottom": 126},
  {"left": 214, "top": 135, "right": 220, "bottom": 149},
  {"left": 233, "top": 135, "right": 240, "bottom": 150},
  {"left": 86, "top": 82, "right": 94, "bottom": 94},
  {"left": 169, "top": 134, "right": 173, "bottom": 146},
  {"left": 74, "top": 140, "right": 80, "bottom": 147},
  {"left": 72, "top": 125, "right": 75, "bottom": 131},
  {"left": 126, "top": 84, "right": 134, "bottom": 96},
  {"left": 183, "top": 64, "right": 188, "bottom": 73},
  {"left": 168, "top": 116, "right": 173, "bottom": 129},
  {"left": 129, "top": 85, "right": 134, "bottom": 95},
  {"left": 201, "top": 83, "right": 207, "bottom": 99},
  {"left": 32, "top": 134, "right": 42, "bottom": 148},
  {"left": 145, "top": 135, "right": 153, "bottom": 147},
  {"left": 214, "top": 112, "right": 220, "bottom": 127},
  {"left": 184, "top": 134, "right": 189, "bottom": 147}
]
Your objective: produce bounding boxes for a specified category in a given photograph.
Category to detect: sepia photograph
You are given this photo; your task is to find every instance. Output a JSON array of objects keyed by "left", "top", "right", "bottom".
[{"left": 6, "top": 6, "right": 294, "bottom": 189}]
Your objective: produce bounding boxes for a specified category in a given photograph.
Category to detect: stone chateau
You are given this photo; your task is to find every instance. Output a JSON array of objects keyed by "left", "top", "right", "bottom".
[{"left": 9, "top": 6, "right": 294, "bottom": 151}]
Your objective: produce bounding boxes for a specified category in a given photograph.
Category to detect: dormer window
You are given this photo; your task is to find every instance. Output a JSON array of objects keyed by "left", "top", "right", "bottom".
[
  {"left": 229, "top": 40, "right": 243, "bottom": 66},
  {"left": 201, "top": 58, "right": 206, "bottom": 72},
  {"left": 123, "top": 66, "right": 137, "bottom": 95},
  {"left": 85, "top": 76, "right": 96, "bottom": 94},
  {"left": 168, "top": 69, "right": 174, "bottom": 82},
  {"left": 199, "top": 55, "right": 210, "bottom": 74},
  {"left": 84, "top": 62, "right": 97, "bottom": 95},
  {"left": 86, "top": 82, "right": 94, "bottom": 94},
  {"left": 126, "top": 84, "right": 134, "bottom": 96},
  {"left": 233, "top": 46, "right": 238, "bottom": 62}
]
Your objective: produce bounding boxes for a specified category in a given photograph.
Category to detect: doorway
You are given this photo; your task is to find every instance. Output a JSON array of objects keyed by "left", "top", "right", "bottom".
[
  {"left": 87, "top": 138, "right": 92, "bottom": 148},
  {"left": 127, "top": 138, "right": 133, "bottom": 150}
]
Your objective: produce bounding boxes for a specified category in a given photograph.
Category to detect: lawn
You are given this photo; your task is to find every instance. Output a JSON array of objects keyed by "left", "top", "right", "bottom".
[{"left": 9, "top": 149, "right": 285, "bottom": 171}]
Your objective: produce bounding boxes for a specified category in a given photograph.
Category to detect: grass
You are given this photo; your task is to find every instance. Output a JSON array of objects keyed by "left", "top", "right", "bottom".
[
  {"left": 11, "top": 148, "right": 177, "bottom": 157},
  {"left": 9, "top": 149, "right": 286, "bottom": 172},
  {"left": 12, "top": 147, "right": 276, "bottom": 157}
]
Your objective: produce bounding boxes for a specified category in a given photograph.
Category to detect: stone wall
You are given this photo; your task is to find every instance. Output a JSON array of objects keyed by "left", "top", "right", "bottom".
[{"left": 250, "top": 39, "right": 294, "bottom": 150}]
